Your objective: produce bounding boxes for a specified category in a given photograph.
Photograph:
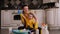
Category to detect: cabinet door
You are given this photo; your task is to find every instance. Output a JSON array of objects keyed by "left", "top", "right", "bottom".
[
  {"left": 1, "top": 10, "right": 4, "bottom": 26},
  {"left": 46, "top": 9, "right": 55, "bottom": 26},
  {"left": 49, "top": 0, "right": 58, "bottom": 2},
  {"left": 53, "top": 8, "right": 60, "bottom": 26},
  {"left": 46, "top": 8, "right": 60, "bottom": 27},
  {"left": 1, "top": 10, "right": 12, "bottom": 26},
  {"left": 57, "top": 9, "right": 60, "bottom": 26}
]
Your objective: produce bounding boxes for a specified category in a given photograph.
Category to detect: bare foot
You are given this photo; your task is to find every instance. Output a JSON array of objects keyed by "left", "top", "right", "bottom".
[{"left": 31, "top": 32, "right": 34, "bottom": 34}]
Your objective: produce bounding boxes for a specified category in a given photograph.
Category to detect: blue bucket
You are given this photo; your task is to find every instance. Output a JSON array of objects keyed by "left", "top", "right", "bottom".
[{"left": 12, "top": 30, "right": 28, "bottom": 34}]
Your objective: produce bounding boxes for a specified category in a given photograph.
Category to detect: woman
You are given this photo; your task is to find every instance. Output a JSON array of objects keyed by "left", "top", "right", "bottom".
[{"left": 18, "top": 5, "right": 40, "bottom": 34}]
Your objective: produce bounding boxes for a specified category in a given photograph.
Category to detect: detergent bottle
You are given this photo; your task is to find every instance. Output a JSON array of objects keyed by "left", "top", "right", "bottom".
[{"left": 41, "top": 23, "right": 49, "bottom": 34}]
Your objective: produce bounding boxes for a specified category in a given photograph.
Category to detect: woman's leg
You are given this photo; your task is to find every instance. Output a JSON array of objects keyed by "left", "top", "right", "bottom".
[
  {"left": 30, "top": 28, "right": 36, "bottom": 34},
  {"left": 26, "top": 27, "right": 36, "bottom": 34},
  {"left": 18, "top": 26, "right": 25, "bottom": 30},
  {"left": 38, "top": 27, "right": 41, "bottom": 34}
]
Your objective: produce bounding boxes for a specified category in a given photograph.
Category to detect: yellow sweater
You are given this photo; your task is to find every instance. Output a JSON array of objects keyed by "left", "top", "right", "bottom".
[{"left": 20, "top": 14, "right": 38, "bottom": 29}]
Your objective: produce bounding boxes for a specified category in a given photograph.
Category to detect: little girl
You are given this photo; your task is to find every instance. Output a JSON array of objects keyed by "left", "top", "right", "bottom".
[{"left": 27, "top": 13, "right": 38, "bottom": 29}]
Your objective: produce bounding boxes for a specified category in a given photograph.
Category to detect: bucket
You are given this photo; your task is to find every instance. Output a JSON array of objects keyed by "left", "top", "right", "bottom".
[{"left": 12, "top": 30, "right": 28, "bottom": 34}]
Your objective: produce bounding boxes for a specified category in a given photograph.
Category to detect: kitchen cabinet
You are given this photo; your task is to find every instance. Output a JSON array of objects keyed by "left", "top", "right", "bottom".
[
  {"left": 57, "top": 9, "right": 60, "bottom": 26},
  {"left": 1, "top": 10, "right": 12, "bottom": 26},
  {"left": 43, "top": 0, "right": 58, "bottom": 3},
  {"left": 1, "top": 10, "right": 45, "bottom": 27},
  {"left": 46, "top": 8, "right": 60, "bottom": 29},
  {"left": 1, "top": 10, "right": 22, "bottom": 27}
]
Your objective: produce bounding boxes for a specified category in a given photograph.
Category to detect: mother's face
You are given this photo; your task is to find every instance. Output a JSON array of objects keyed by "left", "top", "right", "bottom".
[{"left": 23, "top": 6, "right": 29, "bottom": 13}]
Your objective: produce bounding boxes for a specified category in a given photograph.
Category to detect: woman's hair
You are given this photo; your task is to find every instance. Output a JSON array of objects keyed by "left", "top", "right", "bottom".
[{"left": 22, "top": 5, "right": 28, "bottom": 9}]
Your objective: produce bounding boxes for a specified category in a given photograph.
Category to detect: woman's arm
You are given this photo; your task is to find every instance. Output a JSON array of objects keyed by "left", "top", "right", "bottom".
[{"left": 20, "top": 14, "right": 25, "bottom": 24}]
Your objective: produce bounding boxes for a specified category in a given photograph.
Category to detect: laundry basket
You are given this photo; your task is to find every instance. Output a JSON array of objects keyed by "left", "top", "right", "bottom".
[{"left": 12, "top": 30, "right": 29, "bottom": 34}]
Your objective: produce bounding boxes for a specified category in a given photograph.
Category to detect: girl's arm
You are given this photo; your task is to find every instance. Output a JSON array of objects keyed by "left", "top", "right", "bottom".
[{"left": 30, "top": 12, "right": 37, "bottom": 20}]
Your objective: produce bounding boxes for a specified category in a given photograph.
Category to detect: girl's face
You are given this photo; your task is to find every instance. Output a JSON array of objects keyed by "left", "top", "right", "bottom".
[
  {"left": 29, "top": 14, "right": 33, "bottom": 19},
  {"left": 23, "top": 6, "right": 29, "bottom": 13}
]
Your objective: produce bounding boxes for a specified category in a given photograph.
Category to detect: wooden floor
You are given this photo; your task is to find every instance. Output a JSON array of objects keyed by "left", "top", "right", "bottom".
[{"left": 49, "top": 30, "right": 60, "bottom": 34}]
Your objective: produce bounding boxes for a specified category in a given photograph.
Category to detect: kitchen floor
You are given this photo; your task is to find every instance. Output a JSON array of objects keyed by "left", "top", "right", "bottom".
[{"left": 1, "top": 29, "right": 60, "bottom": 34}]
